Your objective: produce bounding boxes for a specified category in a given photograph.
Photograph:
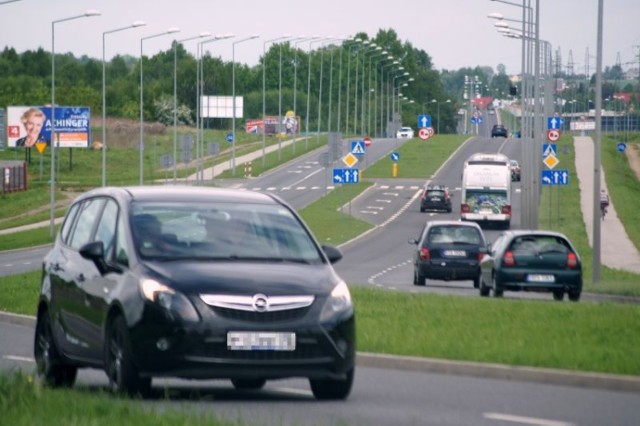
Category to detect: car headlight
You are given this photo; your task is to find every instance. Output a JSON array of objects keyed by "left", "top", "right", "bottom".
[
  {"left": 141, "top": 278, "right": 200, "bottom": 323},
  {"left": 320, "top": 281, "right": 353, "bottom": 322}
]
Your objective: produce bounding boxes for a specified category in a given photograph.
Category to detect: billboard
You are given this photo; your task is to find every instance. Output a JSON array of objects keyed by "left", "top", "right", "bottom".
[
  {"left": 200, "top": 96, "right": 243, "bottom": 119},
  {"left": 6, "top": 106, "right": 91, "bottom": 148}
]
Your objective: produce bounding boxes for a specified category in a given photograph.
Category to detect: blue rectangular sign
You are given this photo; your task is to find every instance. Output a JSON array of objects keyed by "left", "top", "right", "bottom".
[
  {"left": 333, "top": 168, "right": 360, "bottom": 184},
  {"left": 351, "top": 140, "right": 365, "bottom": 156},
  {"left": 541, "top": 169, "right": 569, "bottom": 185},
  {"left": 417, "top": 114, "right": 431, "bottom": 129},
  {"left": 547, "top": 116, "right": 563, "bottom": 130},
  {"left": 543, "top": 143, "right": 557, "bottom": 157}
]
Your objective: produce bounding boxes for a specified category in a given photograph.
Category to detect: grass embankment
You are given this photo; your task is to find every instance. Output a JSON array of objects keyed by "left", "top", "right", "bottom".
[
  {"left": 538, "top": 133, "right": 640, "bottom": 296},
  {"left": 3, "top": 271, "right": 640, "bottom": 376}
]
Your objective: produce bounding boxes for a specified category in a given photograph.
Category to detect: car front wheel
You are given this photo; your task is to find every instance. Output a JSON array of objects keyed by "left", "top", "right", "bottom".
[
  {"left": 34, "top": 309, "right": 77, "bottom": 388},
  {"left": 309, "top": 368, "right": 354, "bottom": 400},
  {"left": 106, "top": 316, "right": 151, "bottom": 397}
]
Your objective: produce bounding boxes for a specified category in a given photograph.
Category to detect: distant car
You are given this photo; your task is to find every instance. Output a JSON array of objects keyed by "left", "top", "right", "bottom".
[
  {"left": 491, "top": 124, "right": 508, "bottom": 138},
  {"left": 420, "top": 184, "right": 452, "bottom": 213},
  {"left": 509, "top": 159, "right": 521, "bottom": 182},
  {"left": 34, "top": 186, "right": 355, "bottom": 400},
  {"left": 409, "top": 220, "right": 488, "bottom": 288},
  {"left": 396, "top": 126, "right": 414, "bottom": 139},
  {"left": 478, "top": 230, "right": 582, "bottom": 301}
]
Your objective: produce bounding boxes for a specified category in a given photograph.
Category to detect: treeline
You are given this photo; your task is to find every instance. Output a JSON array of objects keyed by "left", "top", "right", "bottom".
[{"left": 0, "top": 29, "right": 501, "bottom": 134}]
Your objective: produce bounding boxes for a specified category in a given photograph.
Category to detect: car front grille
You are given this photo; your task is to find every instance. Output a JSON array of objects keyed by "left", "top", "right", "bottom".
[{"left": 211, "top": 305, "right": 310, "bottom": 322}]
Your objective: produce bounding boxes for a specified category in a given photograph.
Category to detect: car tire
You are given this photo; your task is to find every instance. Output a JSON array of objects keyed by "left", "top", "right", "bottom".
[
  {"left": 414, "top": 270, "right": 426, "bottom": 286},
  {"left": 309, "top": 368, "right": 354, "bottom": 400},
  {"left": 34, "top": 309, "right": 78, "bottom": 388},
  {"left": 492, "top": 274, "right": 503, "bottom": 298},
  {"left": 231, "top": 378, "right": 267, "bottom": 390},
  {"left": 420, "top": 206, "right": 425, "bottom": 213},
  {"left": 552, "top": 290, "right": 564, "bottom": 301},
  {"left": 106, "top": 316, "right": 151, "bottom": 397},
  {"left": 479, "top": 277, "right": 490, "bottom": 297},
  {"left": 568, "top": 291, "right": 581, "bottom": 302},
  {"left": 472, "top": 275, "right": 480, "bottom": 289}
]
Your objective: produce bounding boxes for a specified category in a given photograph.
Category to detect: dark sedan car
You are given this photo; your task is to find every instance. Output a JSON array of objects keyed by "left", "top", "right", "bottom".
[
  {"left": 409, "top": 220, "right": 487, "bottom": 288},
  {"left": 420, "top": 184, "right": 453, "bottom": 213},
  {"left": 491, "top": 124, "right": 508, "bottom": 138},
  {"left": 34, "top": 186, "right": 355, "bottom": 399},
  {"left": 478, "top": 230, "right": 582, "bottom": 301}
]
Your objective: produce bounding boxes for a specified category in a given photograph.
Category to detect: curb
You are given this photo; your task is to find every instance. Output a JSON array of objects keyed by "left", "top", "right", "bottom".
[{"left": 2, "top": 311, "right": 638, "bottom": 393}]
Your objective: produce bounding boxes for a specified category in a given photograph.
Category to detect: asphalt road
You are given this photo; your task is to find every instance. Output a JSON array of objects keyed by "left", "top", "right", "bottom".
[{"left": 3, "top": 318, "right": 639, "bottom": 426}]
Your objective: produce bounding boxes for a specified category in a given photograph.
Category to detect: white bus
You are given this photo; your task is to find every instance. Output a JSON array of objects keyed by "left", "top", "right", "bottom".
[{"left": 460, "top": 153, "right": 512, "bottom": 228}]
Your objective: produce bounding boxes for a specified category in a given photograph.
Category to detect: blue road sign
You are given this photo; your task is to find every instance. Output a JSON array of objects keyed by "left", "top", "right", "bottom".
[
  {"left": 390, "top": 152, "right": 400, "bottom": 162},
  {"left": 226, "top": 132, "right": 234, "bottom": 143},
  {"left": 618, "top": 142, "right": 627, "bottom": 153},
  {"left": 541, "top": 169, "right": 569, "bottom": 185},
  {"left": 333, "top": 168, "right": 360, "bottom": 184},
  {"left": 547, "top": 117, "right": 563, "bottom": 130},
  {"left": 543, "top": 143, "right": 558, "bottom": 157},
  {"left": 351, "top": 140, "right": 366, "bottom": 156},
  {"left": 470, "top": 117, "right": 477, "bottom": 124},
  {"left": 417, "top": 114, "right": 432, "bottom": 129}
]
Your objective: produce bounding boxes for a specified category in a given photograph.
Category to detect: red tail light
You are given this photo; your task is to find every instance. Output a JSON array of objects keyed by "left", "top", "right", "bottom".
[
  {"left": 567, "top": 252, "right": 578, "bottom": 268},
  {"left": 477, "top": 252, "right": 484, "bottom": 262},
  {"left": 461, "top": 204, "right": 470, "bottom": 213},
  {"left": 503, "top": 250, "right": 515, "bottom": 266},
  {"left": 420, "top": 248, "right": 431, "bottom": 260},
  {"left": 501, "top": 205, "right": 512, "bottom": 215}
]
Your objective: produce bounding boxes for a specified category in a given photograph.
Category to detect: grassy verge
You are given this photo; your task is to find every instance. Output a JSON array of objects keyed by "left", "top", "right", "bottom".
[
  {"left": 539, "top": 132, "right": 640, "bottom": 296},
  {"left": 3, "top": 272, "right": 639, "bottom": 376},
  {"left": 0, "top": 372, "right": 235, "bottom": 426}
]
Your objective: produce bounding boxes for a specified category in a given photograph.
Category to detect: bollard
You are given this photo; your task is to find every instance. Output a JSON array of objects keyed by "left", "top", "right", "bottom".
[
  {"left": 392, "top": 163, "right": 398, "bottom": 178},
  {"left": 244, "top": 161, "right": 253, "bottom": 178}
]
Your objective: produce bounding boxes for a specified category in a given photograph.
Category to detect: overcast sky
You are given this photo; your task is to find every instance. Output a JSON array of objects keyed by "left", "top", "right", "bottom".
[{"left": 1, "top": 0, "right": 638, "bottom": 75}]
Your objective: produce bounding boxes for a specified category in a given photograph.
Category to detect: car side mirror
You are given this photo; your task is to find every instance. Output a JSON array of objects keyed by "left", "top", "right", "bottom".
[
  {"left": 408, "top": 237, "right": 419, "bottom": 245},
  {"left": 322, "top": 245, "right": 343, "bottom": 264},
  {"left": 80, "top": 241, "right": 122, "bottom": 275}
]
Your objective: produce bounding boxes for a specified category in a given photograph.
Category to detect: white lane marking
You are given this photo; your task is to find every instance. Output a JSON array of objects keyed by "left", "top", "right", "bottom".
[
  {"left": 288, "top": 170, "right": 303, "bottom": 174},
  {"left": 365, "top": 206, "right": 384, "bottom": 210},
  {"left": 380, "top": 189, "right": 423, "bottom": 227},
  {"left": 484, "top": 413, "right": 575, "bottom": 426},
  {"left": 375, "top": 199, "right": 392, "bottom": 203},
  {"left": 382, "top": 192, "right": 399, "bottom": 196},
  {"left": 4, "top": 355, "right": 34, "bottom": 363},
  {"left": 266, "top": 187, "right": 277, "bottom": 191},
  {"left": 361, "top": 211, "right": 379, "bottom": 215}
]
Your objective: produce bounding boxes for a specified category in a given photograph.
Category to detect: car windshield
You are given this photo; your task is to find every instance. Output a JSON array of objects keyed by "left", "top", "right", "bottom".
[
  {"left": 509, "top": 235, "right": 571, "bottom": 254},
  {"left": 130, "top": 201, "right": 323, "bottom": 263},
  {"left": 427, "top": 226, "right": 482, "bottom": 245},
  {"left": 427, "top": 190, "right": 445, "bottom": 197}
]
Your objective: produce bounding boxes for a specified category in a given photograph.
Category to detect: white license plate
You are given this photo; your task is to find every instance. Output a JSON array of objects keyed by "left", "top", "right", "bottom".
[
  {"left": 430, "top": 197, "right": 441, "bottom": 202},
  {"left": 526, "top": 274, "right": 555, "bottom": 283},
  {"left": 444, "top": 250, "right": 466, "bottom": 257},
  {"left": 227, "top": 332, "right": 296, "bottom": 351}
]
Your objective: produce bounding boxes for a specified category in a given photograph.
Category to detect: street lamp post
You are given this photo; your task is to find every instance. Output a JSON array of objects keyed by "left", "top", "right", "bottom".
[
  {"left": 140, "top": 27, "right": 180, "bottom": 185},
  {"left": 305, "top": 38, "right": 327, "bottom": 149},
  {"left": 262, "top": 35, "right": 291, "bottom": 166},
  {"left": 102, "top": 21, "right": 146, "bottom": 187},
  {"left": 50, "top": 10, "right": 101, "bottom": 237},
  {"left": 231, "top": 35, "right": 259, "bottom": 175},
  {"left": 173, "top": 32, "right": 211, "bottom": 182},
  {"left": 197, "top": 34, "right": 234, "bottom": 181},
  {"left": 292, "top": 36, "right": 318, "bottom": 154}
]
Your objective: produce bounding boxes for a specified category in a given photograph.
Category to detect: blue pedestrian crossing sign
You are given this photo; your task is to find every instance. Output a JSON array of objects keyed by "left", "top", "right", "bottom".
[
  {"left": 543, "top": 143, "right": 557, "bottom": 157},
  {"left": 333, "top": 168, "right": 360, "bottom": 184},
  {"left": 541, "top": 169, "right": 569, "bottom": 185},
  {"left": 351, "top": 140, "right": 366, "bottom": 156},
  {"left": 417, "top": 114, "right": 432, "bottom": 129}
]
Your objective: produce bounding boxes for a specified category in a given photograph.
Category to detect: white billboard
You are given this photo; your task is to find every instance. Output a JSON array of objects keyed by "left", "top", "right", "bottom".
[{"left": 200, "top": 96, "right": 243, "bottom": 119}]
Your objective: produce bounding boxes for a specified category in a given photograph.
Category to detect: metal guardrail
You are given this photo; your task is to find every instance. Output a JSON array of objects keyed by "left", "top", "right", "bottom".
[{"left": 0, "top": 161, "right": 28, "bottom": 193}]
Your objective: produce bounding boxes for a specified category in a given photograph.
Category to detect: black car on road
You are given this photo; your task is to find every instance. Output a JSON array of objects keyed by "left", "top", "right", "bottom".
[
  {"left": 419, "top": 184, "right": 452, "bottom": 213},
  {"left": 491, "top": 124, "right": 508, "bottom": 138},
  {"left": 409, "top": 220, "right": 487, "bottom": 288},
  {"left": 34, "top": 186, "right": 355, "bottom": 399},
  {"left": 478, "top": 230, "right": 582, "bottom": 301}
]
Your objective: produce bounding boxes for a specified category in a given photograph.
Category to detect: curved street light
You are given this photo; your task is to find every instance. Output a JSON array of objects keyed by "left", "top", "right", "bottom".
[
  {"left": 231, "top": 34, "right": 260, "bottom": 175},
  {"left": 172, "top": 31, "right": 212, "bottom": 182},
  {"left": 50, "top": 9, "right": 101, "bottom": 237},
  {"left": 262, "top": 35, "right": 291, "bottom": 166},
  {"left": 140, "top": 27, "right": 180, "bottom": 185},
  {"left": 102, "top": 21, "right": 146, "bottom": 187}
]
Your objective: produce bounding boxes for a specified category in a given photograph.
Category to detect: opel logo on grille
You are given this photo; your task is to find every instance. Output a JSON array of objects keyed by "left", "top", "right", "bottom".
[{"left": 252, "top": 294, "right": 269, "bottom": 312}]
